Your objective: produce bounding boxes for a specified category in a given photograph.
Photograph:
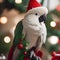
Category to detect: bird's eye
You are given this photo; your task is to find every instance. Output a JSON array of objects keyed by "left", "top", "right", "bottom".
[{"left": 35, "top": 13, "right": 38, "bottom": 15}]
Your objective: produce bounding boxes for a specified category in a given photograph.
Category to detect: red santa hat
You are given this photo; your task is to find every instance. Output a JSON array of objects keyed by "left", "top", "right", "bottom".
[{"left": 27, "top": 0, "right": 48, "bottom": 15}]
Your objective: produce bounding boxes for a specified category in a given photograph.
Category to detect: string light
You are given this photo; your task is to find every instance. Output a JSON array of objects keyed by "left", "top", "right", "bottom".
[
  {"left": 0, "top": 17, "right": 8, "bottom": 24},
  {"left": 2, "top": 55, "right": 6, "bottom": 60},
  {"left": 4, "top": 36, "right": 11, "bottom": 43},
  {"left": 50, "top": 21, "right": 56, "bottom": 27},
  {"left": 48, "top": 36, "right": 59, "bottom": 45},
  {"left": 15, "top": 0, "right": 22, "bottom": 4}
]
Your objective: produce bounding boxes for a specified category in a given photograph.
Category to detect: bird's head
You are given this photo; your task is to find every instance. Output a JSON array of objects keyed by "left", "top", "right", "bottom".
[
  {"left": 23, "top": 0, "right": 48, "bottom": 32},
  {"left": 24, "top": 7, "right": 48, "bottom": 26}
]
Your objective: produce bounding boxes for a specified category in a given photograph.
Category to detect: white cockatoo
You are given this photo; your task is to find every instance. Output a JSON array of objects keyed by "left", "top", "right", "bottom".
[
  {"left": 8, "top": 0, "right": 48, "bottom": 60},
  {"left": 23, "top": 7, "right": 48, "bottom": 50}
]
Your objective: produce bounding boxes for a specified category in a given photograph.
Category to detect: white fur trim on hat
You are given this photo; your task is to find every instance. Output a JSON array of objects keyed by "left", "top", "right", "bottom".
[{"left": 26, "top": 6, "right": 48, "bottom": 16}]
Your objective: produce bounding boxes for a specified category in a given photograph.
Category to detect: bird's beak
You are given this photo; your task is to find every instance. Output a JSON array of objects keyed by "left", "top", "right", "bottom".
[{"left": 39, "top": 14, "right": 47, "bottom": 23}]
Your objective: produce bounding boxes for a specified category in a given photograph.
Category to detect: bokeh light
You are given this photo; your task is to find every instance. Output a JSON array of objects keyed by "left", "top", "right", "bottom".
[
  {"left": 56, "top": 5, "right": 60, "bottom": 11},
  {"left": 0, "top": 17, "right": 8, "bottom": 24},
  {"left": 2, "top": 55, "right": 6, "bottom": 59},
  {"left": 50, "top": 21, "right": 56, "bottom": 27},
  {"left": 0, "top": 0, "right": 3, "bottom": 3},
  {"left": 48, "top": 36, "right": 59, "bottom": 45},
  {"left": 15, "top": 0, "right": 22, "bottom": 4},
  {"left": 4, "top": 36, "right": 11, "bottom": 43}
]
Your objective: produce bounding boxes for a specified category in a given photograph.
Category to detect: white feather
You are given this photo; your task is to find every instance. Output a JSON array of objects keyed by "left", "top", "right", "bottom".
[{"left": 22, "top": 8, "right": 47, "bottom": 49}]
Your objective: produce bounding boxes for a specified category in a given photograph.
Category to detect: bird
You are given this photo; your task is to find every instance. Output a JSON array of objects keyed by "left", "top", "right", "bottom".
[
  {"left": 8, "top": 0, "right": 48, "bottom": 60},
  {"left": 22, "top": 6, "right": 48, "bottom": 50}
]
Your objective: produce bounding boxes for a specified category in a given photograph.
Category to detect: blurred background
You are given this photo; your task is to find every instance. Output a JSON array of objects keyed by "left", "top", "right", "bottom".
[{"left": 0, "top": 0, "right": 60, "bottom": 60}]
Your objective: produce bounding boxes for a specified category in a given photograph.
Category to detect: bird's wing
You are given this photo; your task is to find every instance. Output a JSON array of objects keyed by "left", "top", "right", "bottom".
[
  {"left": 36, "top": 22, "right": 47, "bottom": 49},
  {"left": 41, "top": 23, "right": 47, "bottom": 43},
  {"left": 8, "top": 20, "right": 23, "bottom": 60}
]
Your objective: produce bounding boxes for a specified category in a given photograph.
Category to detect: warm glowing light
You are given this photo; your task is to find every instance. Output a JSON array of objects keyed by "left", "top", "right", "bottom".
[
  {"left": 0, "top": 17, "right": 8, "bottom": 24},
  {"left": 4, "top": 36, "right": 11, "bottom": 43},
  {"left": 48, "top": 36, "right": 59, "bottom": 45},
  {"left": 50, "top": 21, "right": 56, "bottom": 27},
  {"left": 0, "top": 0, "right": 3, "bottom": 3},
  {"left": 2, "top": 56, "right": 6, "bottom": 59},
  {"left": 15, "top": 0, "right": 22, "bottom": 4}
]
